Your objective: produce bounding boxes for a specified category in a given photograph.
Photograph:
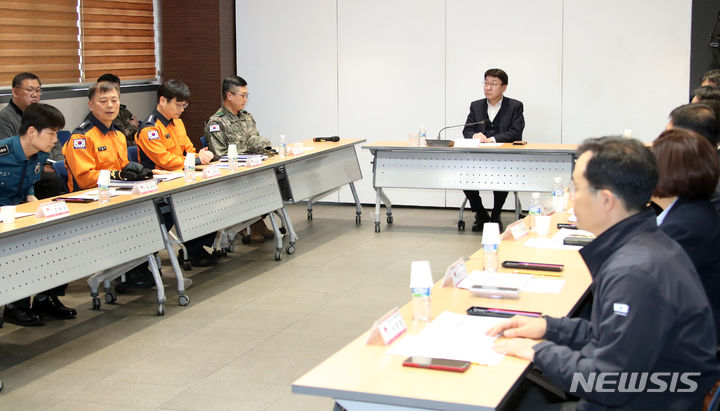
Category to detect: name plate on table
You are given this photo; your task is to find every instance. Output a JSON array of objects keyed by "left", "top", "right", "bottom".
[
  {"left": 367, "top": 307, "right": 407, "bottom": 346},
  {"left": 441, "top": 257, "right": 468, "bottom": 288},
  {"left": 131, "top": 180, "right": 159, "bottom": 195},
  {"left": 36, "top": 200, "right": 70, "bottom": 219},
  {"left": 503, "top": 220, "right": 529, "bottom": 241},
  {"left": 202, "top": 165, "right": 222, "bottom": 179},
  {"left": 288, "top": 146, "right": 305, "bottom": 155},
  {"left": 245, "top": 155, "right": 263, "bottom": 168}
]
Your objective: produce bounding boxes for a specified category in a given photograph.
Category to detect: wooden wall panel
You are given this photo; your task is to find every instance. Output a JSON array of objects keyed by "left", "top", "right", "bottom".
[{"left": 159, "top": 0, "right": 236, "bottom": 148}]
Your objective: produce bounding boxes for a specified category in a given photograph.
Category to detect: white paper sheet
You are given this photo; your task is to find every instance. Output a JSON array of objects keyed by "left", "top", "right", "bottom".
[
  {"left": 153, "top": 172, "right": 185, "bottom": 181},
  {"left": 386, "top": 311, "right": 505, "bottom": 365},
  {"left": 457, "top": 270, "right": 533, "bottom": 290},
  {"left": 523, "top": 238, "right": 581, "bottom": 251},
  {"left": 68, "top": 188, "right": 127, "bottom": 201},
  {"left": 523, "top": 278, "right": 566, "bottom": 294},
  {"left": 0, "top": 212, "right": 34, "bottom": 223}
]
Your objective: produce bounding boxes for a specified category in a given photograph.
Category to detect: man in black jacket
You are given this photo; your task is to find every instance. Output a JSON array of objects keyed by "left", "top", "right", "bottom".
[
  {"left": 462, "top": 68, "right": 524, "bottom": 231},
  {"left": 488, "top": 137, "right": 719, "bottom": 410}
]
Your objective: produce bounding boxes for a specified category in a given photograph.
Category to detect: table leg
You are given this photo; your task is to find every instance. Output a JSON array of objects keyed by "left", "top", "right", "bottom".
[{"left": 349, "top": 182, "right": 362, "bottom": 224}]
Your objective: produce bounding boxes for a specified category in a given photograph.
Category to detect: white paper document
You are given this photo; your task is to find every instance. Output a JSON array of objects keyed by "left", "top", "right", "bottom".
[
  {"left": 386, "top": 311, "right": 506, "bottom": 365},
  {"left": 68, "top": 188, "right": 127, "bottom": 201},
  {"left": 457, "top": 270, "right": 534, "bottom": 290},
  {"left": 523, "top": 278, "right": 566, "bottom": 294},
  {"left": 0, "top": 212, "right": 34, "bottom": 223},
  {"left": 153, "top": 172, "right": 185, "bottom": 181}
]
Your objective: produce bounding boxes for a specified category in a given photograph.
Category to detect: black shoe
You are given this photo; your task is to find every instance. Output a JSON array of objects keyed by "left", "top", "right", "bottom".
[
  {"left": 121, "top": 264, "right": 155, "bottom": 289},
  {"left": 3, "top": 306, "right": 44, "bottom": 326},
  {"left": 187, "top": 251, "right": 218, "bottom": 267},
  {"left": 472, "top": 212, "right": 490, "bottom": 232},
  {"left": 32, "top": 296, "right": 77, "bottom": 320}
]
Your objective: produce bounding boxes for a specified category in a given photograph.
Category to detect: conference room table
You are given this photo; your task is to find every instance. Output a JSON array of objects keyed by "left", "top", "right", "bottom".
[
  {"left": 0, "top": 138, "right": 365, "bottom": 315},
  {"left": 292, "top": 210, "right": 592, "bottom": 410},
  {"left": 362, "top": 141, "right": 577, "bottom": 232}
]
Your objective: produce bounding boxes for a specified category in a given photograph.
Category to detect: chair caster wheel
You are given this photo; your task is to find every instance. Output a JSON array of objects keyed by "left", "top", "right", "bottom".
[
  {"left": 227, "top": 244, "right": 235, "bottom": 253},
  {"left": 241, "top": 235, "right": 251, "bottom": 244},
  {"left": 279, "top": 227, "right": 287, "bottom": 234},
  {"left": 356, "top": 215, "right": 361, "bottom": 224},
  {"left": 307, "top": 211, "right": 313, "bottom": 221},
  {"left": 387, "top": 215, "right": 393, "bottom": 224},
  {"left": 178, "top": 295, "right": 190, "bottom": 306},
  {"left": 157, "top": 303, "right": 165, "bottom": 316},
  {"left": 286, "top": 245, "right": 295, "bottom": 255},
  {"left": 458, "top": 221, "right": 465, "bottom": 231},
  {"left": 275, "top": 251, "right": 282, "bottom": 261},
  {"left": 182, "top": 260, "right": 192, "bottom": 271},
  {"left": 374, "top": 223, "right": 381, "bottom": 233},
  {"left": 213, "top": 249, "right": 222, "bottom": 259},
  {"left": 105, "top": 293, "right": 117, "bottom": 304},
  {"left": 92, "top": 297, "right": 101, "bottom": 310}
]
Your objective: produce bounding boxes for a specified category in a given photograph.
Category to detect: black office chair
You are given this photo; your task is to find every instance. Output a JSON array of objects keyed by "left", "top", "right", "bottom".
[
  {"left": 53, "top": 159, "right": 69, "bottom": 193},
  {"left": 127, "top": 145, "right": 139, "bottom": 163}
]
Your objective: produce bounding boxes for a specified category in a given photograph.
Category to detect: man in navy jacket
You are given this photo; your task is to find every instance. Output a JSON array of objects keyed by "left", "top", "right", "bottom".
[
  {"left": 461, "top": 68, "right": 524, "bottom": 231},
  {"left": 489, "top": 137, "right": 719, "bottom": 410}
]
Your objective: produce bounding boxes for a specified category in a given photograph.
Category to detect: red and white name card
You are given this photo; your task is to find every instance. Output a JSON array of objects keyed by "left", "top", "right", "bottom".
[
  {"left": 245, "top": 155, "right": 263, "bottom": 168},
  {"left": 131, "top": 180, "right": 159, "bottom": 195},
  {"left": 202, "top": 165, "right": 222, "bottom": 179},
  {"left": 441, "top": 257, "right": 469, "bottom": 288},
  {"left": 36, "top": 200, "right": 70, "bottom": 219},
  {"left": 366, "top": 307, "right": 407, "bottom": 346},
  {"left": 503, "top": 219, "right": 529, "bottom": 241}
]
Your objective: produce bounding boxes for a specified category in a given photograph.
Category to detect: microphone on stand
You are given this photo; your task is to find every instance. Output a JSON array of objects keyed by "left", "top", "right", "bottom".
[
  {"left": 313, "top": 136, "right": 340, "bottom": 142},
  {"left": 435, "top": 120, "right": 486, "bottom": 140},
  {"left": 426, "top": 120, "right": 486, "bottom": 147}
]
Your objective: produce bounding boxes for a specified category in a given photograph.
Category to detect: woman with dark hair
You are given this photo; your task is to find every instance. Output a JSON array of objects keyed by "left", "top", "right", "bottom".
[{"left": 652, "top": 128, "right": 720, "bottom": 343}]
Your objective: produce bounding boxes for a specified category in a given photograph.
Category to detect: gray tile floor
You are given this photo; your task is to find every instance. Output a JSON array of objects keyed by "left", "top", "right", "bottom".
[{"left": 0, "top": 204, "right": 495, "bottom": 410}]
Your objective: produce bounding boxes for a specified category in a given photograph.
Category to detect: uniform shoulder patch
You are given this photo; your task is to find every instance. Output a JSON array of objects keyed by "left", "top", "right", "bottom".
[
  {"left": 148, "top": 130, "right": 160, "bottom": 140},
  {"left": 209, "top": 124, "right": 220, "bottom": 132},
  {"left": 73, "top": 138, "right": 87, "bottom": 149},
  {"left": 0, "top": 145, "right": 8, "bottom": 156},
  {"left": 72, "top": 121, "right": 93, "bottom": 135},
  {"left": 613, "top": 302, "right": 629, "bottom": 316}
]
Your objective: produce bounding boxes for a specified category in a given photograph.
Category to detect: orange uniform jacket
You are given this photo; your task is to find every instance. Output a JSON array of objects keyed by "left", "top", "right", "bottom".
[
  {"left": 135, "top": 110, "right": 196, "bottom": 171},
  {"left": 63, "top": 114, "right": 128, "bottom": 191}
]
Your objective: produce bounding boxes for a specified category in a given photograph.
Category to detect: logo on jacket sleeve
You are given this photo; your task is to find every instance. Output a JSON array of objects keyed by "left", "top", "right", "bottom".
[
  {"left": 613, "top": 303, "right": 629, "bottom": 316},
  {"left": 73, "top": 138, "right": 86, "bottom": 149},
  {"left": 34, "top": 163, "right": 42, "bottom": 174},
  {"left": 98, "top": 146, "right": 107, "bottom": 152},
  {"left": 0, "top": 145, "right": 8, "bottom": 156},
  {"left": 209, "top": 124, "right": 220, "bottom": 132},
  {"left": 148, "top": 130, "right": 160, "bottom": 140}
]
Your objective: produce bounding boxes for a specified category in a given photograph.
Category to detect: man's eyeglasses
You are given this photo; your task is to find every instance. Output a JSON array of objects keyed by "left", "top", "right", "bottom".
[
  {"left": 175, "top": 101, "right": 189, "bottom": 110},
  {"left": 482, "top": 81, "right": 502, "bottom": 89},
  {"left": 18, "top": 87, "right": 42, "bottom": 96},
  {"left": 231, "top": 91, "right": 249, "bottom": 99}
]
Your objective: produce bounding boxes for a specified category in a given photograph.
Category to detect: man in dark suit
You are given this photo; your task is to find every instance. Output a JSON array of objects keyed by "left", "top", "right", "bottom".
[{"left": 462, "top": 68, "right": 525, "bottom": 231}]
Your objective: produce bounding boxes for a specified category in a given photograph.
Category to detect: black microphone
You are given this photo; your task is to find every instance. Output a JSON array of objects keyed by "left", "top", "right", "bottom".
[
  {"left": 435, "top": 121, "right": 486, "bottom": 140},
  {"left": 313, "top": 136, "right": 340, "bottom": 142}
]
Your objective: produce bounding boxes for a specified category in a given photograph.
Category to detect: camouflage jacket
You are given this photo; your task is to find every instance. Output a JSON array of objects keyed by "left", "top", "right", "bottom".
[
  {"left": 115, "top": 104, "right": 138, "bottom": 147},
  {"left": 203, "top": 106, "right": 271, "bottom": 158}
]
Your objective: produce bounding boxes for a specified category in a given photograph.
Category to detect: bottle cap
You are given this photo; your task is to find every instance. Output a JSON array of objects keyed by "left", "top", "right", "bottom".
[
  {"left": 185, "top": 152, "right": 195, "bottom": 166},
  {"left": 554, "top": 177, "right": 561, "bottom": 183},
  {"left": 97, "top": 169, "right": 110, "bottom": 185},
  {"left": 481, "top": 223, "right": 501, "bottom": 244},
  {"left": 410, "top": 260, "right": 433, "bottom": 288}
]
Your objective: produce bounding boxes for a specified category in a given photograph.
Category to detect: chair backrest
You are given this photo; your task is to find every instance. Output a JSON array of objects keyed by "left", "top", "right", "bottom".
[
  {"left": 53, "top": 159, "right": 69, "bottom": 193},
  {"left": 127, "top": 145, "right": 139, "bottom": 163},
  {"left": 200, "top": 136, "right": 207, "bottom": 148},
  {"left": 57, "top": 130, "right": 71, "bottom": 146}
]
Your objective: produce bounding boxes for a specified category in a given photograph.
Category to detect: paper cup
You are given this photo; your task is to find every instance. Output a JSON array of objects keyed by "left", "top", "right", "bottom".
[
  {"left": 1, "top": 205, "right": 17, "bottom": 223},
  {"left": 535, "top": 215, "right": 552, "bottom": 237}
]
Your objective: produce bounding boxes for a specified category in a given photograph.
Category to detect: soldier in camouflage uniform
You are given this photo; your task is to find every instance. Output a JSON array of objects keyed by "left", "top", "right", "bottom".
[
  {"left": 203, "top": 75, "right": 271, "bottom": 159},
  {"left": 204, "top": 75, "right": 274, "bottom": 243},
  {"left": 97, "top": 74, "right": 139, "bottom": 147}
]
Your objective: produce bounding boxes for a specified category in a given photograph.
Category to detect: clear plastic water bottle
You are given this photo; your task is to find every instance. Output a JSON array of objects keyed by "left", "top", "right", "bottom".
[
  {"left": 97, "top": 169, "right": 110, "bottom": 204},
  {"left": 279, "top": 134, "right": 287, "bottom": 157},
  {"left": 184, "top": 152, "right": 195, "bottom": 183},
  {"left": 483, "top": 243, "right": 499, "bottom": 272},
  {"left": 551, "top": 177, "right": 564, "bottom": 213},
  {"left": 412, "top": 287, "right": 431, "bottom": 322},
  {"left": 227, "top": 143, "right": 238, "bottom": 171},
  {"left": 528, "top": 192, "right": 543, "bottom": 228},
  {"left": 418, "top": 126, "right": 427, "bottom": 147}
]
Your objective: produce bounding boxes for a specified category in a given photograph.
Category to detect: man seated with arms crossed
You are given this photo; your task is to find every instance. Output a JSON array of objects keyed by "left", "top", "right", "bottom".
[
  {"left": 462, "top": 68, "right": 524, "bottom": 232},
  {"left": 0, "top": 72, "right": 65, "bottom": 199},
  {"left": 203, "top": 75, "right": 274, "bottom": 244},
  {"left": 0, "top": 103, "right": 77, "bottom": 326},
  {"left": 135, "top": 80, "right": 217, "bottom": 267},
  {"left": 488, "top": 137, "right": 719, "bottom": 410}
]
